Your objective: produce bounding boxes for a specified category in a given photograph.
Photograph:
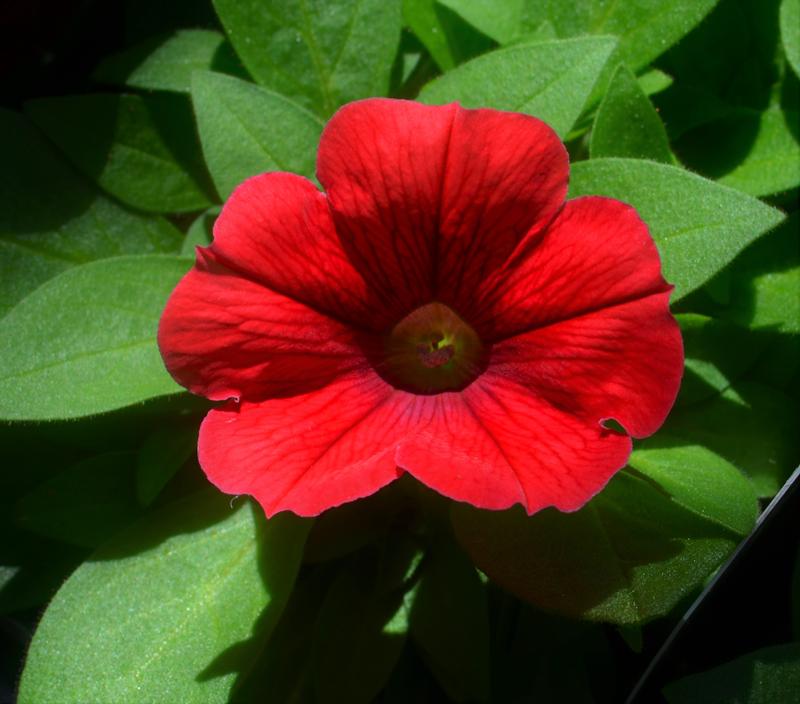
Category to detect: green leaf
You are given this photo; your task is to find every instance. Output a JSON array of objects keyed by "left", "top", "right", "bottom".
[
  {"left": 637, "top": 68, "right": 674, "bottom": 96},
  {"left": 93, "top": 29, "right": 244, "bottom": 93},
  {"left": 676, "top": 313, "right": 764, "bottom": 406},
  {"left": 0, "top": 109, "right": 182, "bottom": 316},
  {"left": 591, "top": 64, "right": 673, "bottom": 163},
  {"left": 0, "top": 255, "right": 192, "bottom": 421},
  {"left": 452, "top": 471, "right": 738, "bottom": 625},
  {"left": 212, "top": 0, "right": 402, "bottom": 117},
  {"left": 16, "top": 452, "right": 143, "bottom": 548},
  {"left": 676, "top": 106, "right": 800, "bottom": 197},
  {"left": 520, "top": 0, "right": 720, "bottom": 70},
  {"left": 409, "top": 536, "right": 491, "bottom": 702},
  {"left": 192, "top": 71, "right": 323, "bottom": 200},
  {"left": 663, "top": 642, "right": 800, "bottom": 703},
  {"left": 18, "top": 492, "right": 310, "bottom": 704},
  {"left": 568, "top": 158, "right": 785, "bottom": 301},
  {"left": 781, "top": 0, "right": 800, "bottom": 79},
  {"left": 26, "top": 93, "right": 215, "bottom": 213},
  {"left": 181, "top": 207, "right": 218, "bottom": 256},
  {"left": 136, "top": 424, "right": 198, "bottom": 506},
  {"left": 312, "top": 544, "right": 421, "bottom": 703},
  {"left": 437, "top": 0, "right": 522, "bottom": 44},
  {"left": 628, "top": 444, "right": 759, "bottom": 536},
  {"left": 419, "top": 36, "right": 618, "bottom": 137},
  {"left": 659, "top": 381, "right": 800, "bottom": 498}
]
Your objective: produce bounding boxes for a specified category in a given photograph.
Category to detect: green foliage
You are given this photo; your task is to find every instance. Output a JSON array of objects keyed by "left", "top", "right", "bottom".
[
  {"left": 782, "top": 0, "right": 800, "bottom": 78},
  {"left": 94, "top": 29, "right": 244, "bottom": 93},
  {"left": 419, "top": 36, "right": 618, "bottom": 137},
  {"left": 452, "top": 471, "right": 739, "bottom": 625},
  {"left": 663, "top": 643, "right": 800, "bottom": 703},
  {"left": 26, "top": 94, "right": 215, "bottom": 213},
  {"left": 192, "top": 71, "right": 323, "bottom": 199},
  {"left": 0, "top": 256, "right": 191, "bottom": 420},
  {"left": 212, "top": 0, "right": 402, "bottom": 116},
  {"left": 0, "top": 110, "right": 182, "bottom": 316},
  {"left": 569, "top": 158, "right": 785, "bottom": 300},
  {"left": 17, "top": 493, "right": 310, "bottom": 704},
  {"left": 591, "top": 63, "right": 674, "bottom": 162},
  {"left": 136, "top": 424, "right": 198, "bottom": 505}
]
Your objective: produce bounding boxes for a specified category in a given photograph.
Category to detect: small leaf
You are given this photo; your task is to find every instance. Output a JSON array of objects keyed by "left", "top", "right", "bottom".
[
  {"left": 0, "top": 255, "right": 192, "bottom": 421},
  {"left": 628, "top": 444, "right": 759, "bottom": 536},
  {"left": 0, "top": 109, "right": 182, "bottom": 316},
  {"left": 192, "top": 71, "right": 323, "bottom": 199},
  {"left": 637, "top": 68, "right": 673, "bottom": 96},
  {"left": 181, "top": 207, "right": 219, "bottom": 256},
  {"left": 568, "top": 158, "right": 785, "bottom": 301},
  {"left": 452, "top": 471, "right": 738, "bottom": 625},
  {"left": 93, "top": 29, "right": 244, "bottom": 93},
  {"left": 781, "top": 0, "right": 800, "bottom": 79},
  {"left": 409, "top": 536, "right": 491, "bottom": 702},
  {"left": 17, "top": 492, "right": 311, "bottom": 704},
  {"left": 212, "top": 0, "right": 402, "bottom": 117},
  {"left": 16, "top": 452, "right": 143, "bottom": 548},
  {"left": 419, "top": 36, "right": 618, "bottom": 137},
  {"left": 663, "top": 642, "right": 800, "bottom": 703},
  {"left": 591, "top": 64, "right": 673, "bottom": 163},
  {"left": 26, "top": 93, "right": 214, "bottom": 213}
]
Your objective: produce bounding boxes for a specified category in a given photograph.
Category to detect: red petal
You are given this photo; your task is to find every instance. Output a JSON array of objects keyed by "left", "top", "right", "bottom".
[
  {"left": 198, "top": 372, "right": 408, "bottom": 517},
  {"left": 211, "top": 172, "right": 387, "bottom": 329},
  {"left": 158, "top": 250, "right": 365, "bottom": 402},
  {"left": 396, "top": 376, "right": 632, "bottom": 514},
  {"left": 473, "top": 197, "right": 673, "bottom": 340},
  {"left": 317, "top": 98, "right": 568, "bottom": 312}
]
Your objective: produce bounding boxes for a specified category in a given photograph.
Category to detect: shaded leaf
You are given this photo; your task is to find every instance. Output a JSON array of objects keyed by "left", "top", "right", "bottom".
[
  {"left": 181, "top": 207, "right": 219, "bottom": 256},
  {"left": 0, "top": 255, "right": 192, "bottom": 421},
  {"left": 783, "top": 0, "right": 800, "bottom": 78},
  {"left": 136, "top": 424, "right": 198, "bottom": 506}
]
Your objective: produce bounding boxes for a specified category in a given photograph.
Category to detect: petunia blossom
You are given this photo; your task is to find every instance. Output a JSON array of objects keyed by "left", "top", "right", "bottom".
[{"left": 158, "top": 98, "right": 683, "bottom": 518}]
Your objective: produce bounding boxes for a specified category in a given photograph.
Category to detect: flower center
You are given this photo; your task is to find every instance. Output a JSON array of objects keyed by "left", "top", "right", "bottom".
[{"left": 382, "top": 302, "right": 486, "bottom": 394}]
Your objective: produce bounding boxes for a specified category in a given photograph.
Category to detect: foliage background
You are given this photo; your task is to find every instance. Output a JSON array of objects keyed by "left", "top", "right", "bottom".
[{"left": 1, "top": 0, "right": 798, "bottom": 702}]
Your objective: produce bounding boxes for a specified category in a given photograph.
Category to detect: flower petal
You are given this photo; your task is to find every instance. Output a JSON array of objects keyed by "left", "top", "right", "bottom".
[
  {"left": 317, "top": 98, "right": 568, "bottom": 312},
  {"left": 472, "top": 196, "right": 673, "bottom": 340},
  {"left": 396, "top": 376, "right": 632, "bottom": 514},
  {"left": 211, "top": 172, "right": 388, "bottom": 330},
  {"left": 198, "top": 372, "right": 409, "bottom": 517},
  {"left": 158, "top": 250, "right": 366, "bottom": 402},
  {"left": 489, "top": 293, "right": 683, "bottom": 439}
]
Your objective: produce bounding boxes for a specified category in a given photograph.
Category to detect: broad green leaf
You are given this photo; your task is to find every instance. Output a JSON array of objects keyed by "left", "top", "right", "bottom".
[
  {"left": 312, "top": 544, "right": 421, "bottom": 704},
  {"left": 419, "top": 36, "right": 618, "bottom": 137},
  {"left": 568, "top": 158, "right": 785, "bottom": 301},
  {"left": 181, "top": 207, "right": 218, "bottom": 256},
  {"left": 93, "top": 29, "right": 244, "bottom": 93},
  {"left": 438, "top": 0, "right": 522, "bottom": 43},
  {"left": 18, "top": 492, "right": 310, "bottom": 704},
  {"left": 452, "top": 471, "right": 738, "bottom": 625},
  {"left": 192, "top": 71, "right": 323, "bottom": 199},
  {"left": 676, "top": 314, "right": 764, "bottom": 406},
  {"left": 16, "top": 452, "right": 142, "bottom": 548},
  {"left": 0, "top": 255, "right": 192, "bottom": 421},
  {"left": 0, "top": 110, "right": 181, "bottom": 316},
  {"left": 520, "top": 0, "right": 720, "bottom": 70},
  {"left": 409, "top": 537, "right": 491, "bottom": 702},
  {"left": 663, "top": 643, "right": 800, "bottom": 703},
  {"left": 26, "top": 93, "right": 214, "bottom": 213},
  {"left": 212, "top": 0, "right": 402, "bottom": 117},
  {"left": 591, "top": 64, "right": 673, "bottom": 163},
  {"left": 628, "top": 444, "right": 759, "bottom": 536},
  {"left": 660, "top": 381, "right": 800, "bottom": 498},
  {"left": 783, "top": 0, "right": 800, "bottom": 78},
  {"left": 136, "top": 424, "right": 198, "bottom": 506},
  {"left": 676, "top": 106, "right": 800, "bottom": 197}
]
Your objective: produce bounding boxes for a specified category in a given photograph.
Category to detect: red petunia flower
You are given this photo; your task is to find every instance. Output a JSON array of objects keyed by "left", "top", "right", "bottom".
[{"left": 158, "top": 98, "right": 683, "bottom": 518}]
